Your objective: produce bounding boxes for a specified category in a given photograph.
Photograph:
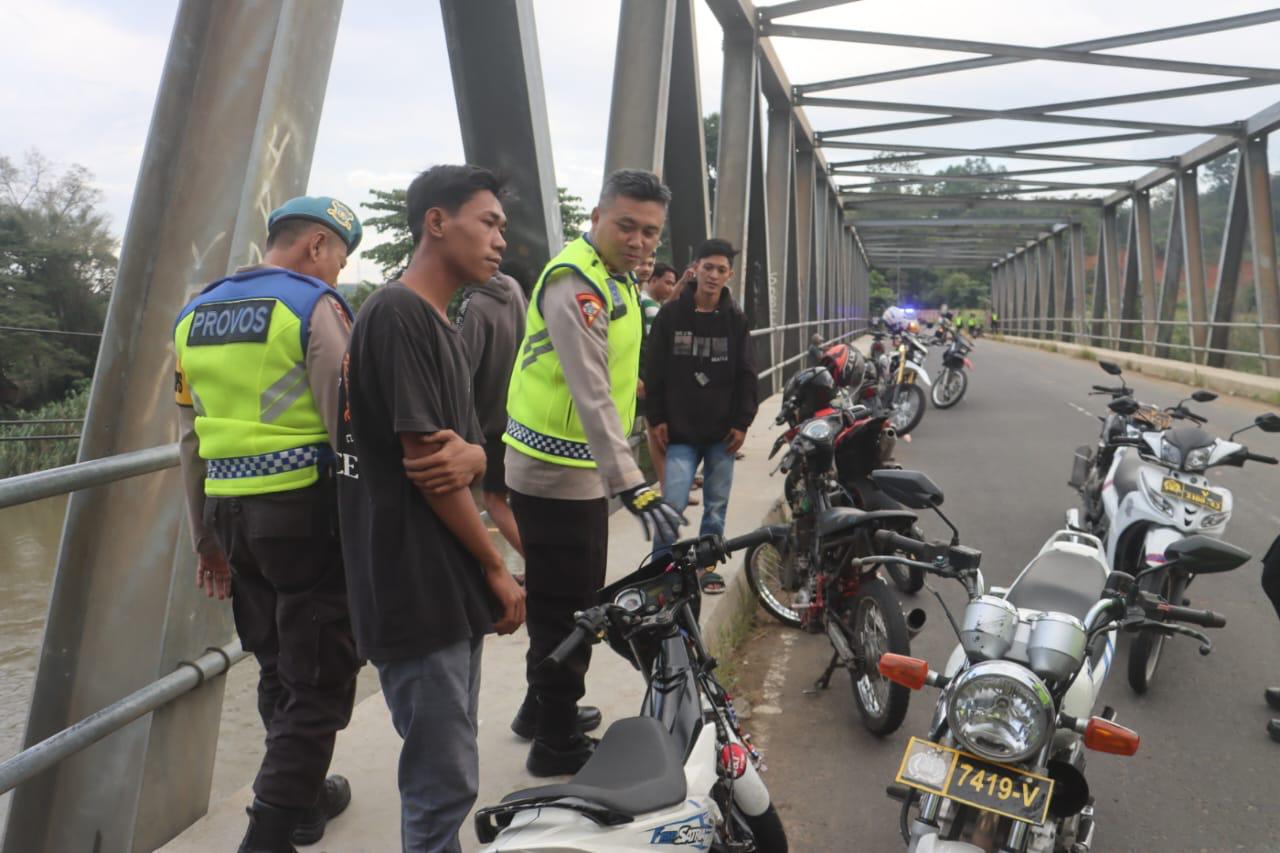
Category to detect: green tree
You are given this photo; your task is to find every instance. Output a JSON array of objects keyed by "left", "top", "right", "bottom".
[
  {"left": 704, "top": 112, "right": 720, "bottom": 208},
  {"left": 0, "top": 151, "right": 114, "bottom": 412},
  {"left": 558, "top": 186, "right": 588, "bottom": 244},
  {"left": 360, "top": 187, "right": 412, "bottom": 279}
]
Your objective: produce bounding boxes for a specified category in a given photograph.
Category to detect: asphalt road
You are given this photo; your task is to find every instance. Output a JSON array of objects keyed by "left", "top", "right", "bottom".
[{"left": 732, "top": 339, "right": 1280, "bottom": 852}]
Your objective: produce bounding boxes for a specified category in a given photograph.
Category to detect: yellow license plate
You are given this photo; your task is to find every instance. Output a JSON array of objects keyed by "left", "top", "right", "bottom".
[
  {"left": 1160, "top": 478, "right": 1223, "bottom": 512},
  {"left": 895, "top": 737, "right": 1054, "bottom": 826}
]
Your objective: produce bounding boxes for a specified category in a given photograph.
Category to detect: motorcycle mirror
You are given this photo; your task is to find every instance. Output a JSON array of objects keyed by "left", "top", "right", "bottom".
[
  {"left": 1191, "top": 390, "right": 1218, "bottom": 404},
  {"left": 869, "top": 469, "right": 945, "bottom": 509},
  {"left": 1257, "top": 412, "right": 1280, "bottom": 433},
  {"left": 1098, "top": 360, "right": 1123, "bottom": 376},
  {"left": 808, "top": 344, "right": 825, "bottom": 361},
  {"left": 1108, "top": 397, "right": 1140, "bottom": 416},
  {"left": 1162, "top": 535, "right": 1251, "bottom": 575}
]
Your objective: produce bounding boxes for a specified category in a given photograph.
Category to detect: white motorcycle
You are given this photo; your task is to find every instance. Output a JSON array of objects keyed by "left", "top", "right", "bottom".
[
  {"left": 475, "top": 529, "right": 789, "bottom": 852},
  {"left": 1072, "top": 361, "right": 1280, "bottom": 692},
  {"left": 862, "top": 470, "right": 1250, "bottom": 852}
]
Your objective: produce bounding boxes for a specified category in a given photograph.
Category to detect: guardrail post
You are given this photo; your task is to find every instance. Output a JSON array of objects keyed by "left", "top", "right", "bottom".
[
  {"left": 1133, "top": 190, "right": 1159, "bottom": 355},
  {"left": 662, "top": 0, "right": 711, "bottom": 266},
  {"left": 1208, "top": 149, "right": 1247, "bottom": 368},
  {"left": 1036, "top": 237, "right": 1051, "bottom": 340},
  {"left": 1178, "top": 168, "right": 1210, "bottom": 363},
  {"left": 1099, "top": 204, "right": 1123, "bottom": 348},
  {"left": 1242, "top": 133, "right": 1280, "bottom": 377},
  {"left": 1052, "top": 229, "right": 1068, "bottom": 341},
  {"left": 1156, "top": 178, "right": 1185, "bottom": 359},
  {"left": 766, "top": 106, "right": 794, "bottom": 391},
  {"left": 4, "top": 3, "right": 341, "bottom": 851},
  {"left": 1070, "top": 223, "right": 1088, "bottom": 345}
]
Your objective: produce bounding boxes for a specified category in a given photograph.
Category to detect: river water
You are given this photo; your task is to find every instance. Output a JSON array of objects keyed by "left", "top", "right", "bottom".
[{"left": 0, "top": 496, "right": 399, "bottom": 827}]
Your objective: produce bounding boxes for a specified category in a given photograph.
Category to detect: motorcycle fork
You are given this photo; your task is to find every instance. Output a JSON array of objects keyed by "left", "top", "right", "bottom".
[{"left": 808, "top": 550, "right": 864, "bottom": 692}]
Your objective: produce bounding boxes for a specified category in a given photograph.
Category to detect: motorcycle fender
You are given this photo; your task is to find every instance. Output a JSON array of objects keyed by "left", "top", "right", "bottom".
[
  {"left": 903, "top": 361, "right": 933, "bottom": 388},
  {"left": 1142, "top": 526, "right": 1183, "bottom": 566}
]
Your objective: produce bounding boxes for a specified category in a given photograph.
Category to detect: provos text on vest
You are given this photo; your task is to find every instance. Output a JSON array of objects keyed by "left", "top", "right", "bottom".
[{"left": 187, "top": 299, "right": 275, "bottom": 346}]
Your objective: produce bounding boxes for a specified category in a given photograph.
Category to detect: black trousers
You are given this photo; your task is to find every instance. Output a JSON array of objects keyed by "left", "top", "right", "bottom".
[
  {"left": 1262, "top": 533, "right": 1280, "bottom": 621},
  {"left": 205, "top": 480, "right": 361, "bottom": 810},
  {"left": 510, "top": 490, "right": 609, "bottom": 744}
]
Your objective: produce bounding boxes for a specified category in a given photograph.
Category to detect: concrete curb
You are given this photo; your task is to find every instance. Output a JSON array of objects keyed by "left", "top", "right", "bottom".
[{"left": 999, "top": 335, "right": 1280, "bottom": 405}]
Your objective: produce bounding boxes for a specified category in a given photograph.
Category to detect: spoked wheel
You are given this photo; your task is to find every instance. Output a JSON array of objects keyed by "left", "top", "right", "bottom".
[
  {"left": 889, "top": 383, "right": 927, "bottom": 437},
  {"left": 931, "top": 368, "right": 968, "bottom": 409},
  {"left": 1127, "top": 569, "right": 1176, "bottom": 693},
  {"left": 848, "top": 577, "right": 911, "bottom": 736},
  {"left": 746, "top": 539, "right": 805, "bottom": 628}
]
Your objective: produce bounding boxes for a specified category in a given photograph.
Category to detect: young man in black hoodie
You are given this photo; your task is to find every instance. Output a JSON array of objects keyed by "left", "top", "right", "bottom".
[{"left": 644, "top": 239, "right": 758, "bottom": 575}]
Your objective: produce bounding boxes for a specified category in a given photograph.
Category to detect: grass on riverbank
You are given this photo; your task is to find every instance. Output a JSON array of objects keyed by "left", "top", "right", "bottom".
[{"left": 0, "top": 383, "right": 88, "bottom": 478}]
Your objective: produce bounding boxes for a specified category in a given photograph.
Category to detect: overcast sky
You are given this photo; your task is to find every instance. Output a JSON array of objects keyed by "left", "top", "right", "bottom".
[{"left": 3, "top": 0, "right": 1280, "bottom": 281}]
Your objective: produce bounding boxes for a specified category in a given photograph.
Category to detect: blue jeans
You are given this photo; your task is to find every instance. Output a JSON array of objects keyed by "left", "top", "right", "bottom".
[
  {"left": 375, "top": 636, "right": 483, "bottom": 853},
  {"left": 657, "top": 441, "right": 736, "bottom": 552}
]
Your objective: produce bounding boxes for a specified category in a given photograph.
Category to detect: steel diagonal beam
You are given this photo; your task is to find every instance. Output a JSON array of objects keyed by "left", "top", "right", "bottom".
[
  {"left": 814, "top": 79, "right": 1259, "bottom": 139},
  {"left": 768, "top": 10, "right": 1280, "bottom": 89},
  {"left": 834, "top": 172, "right": 1128, "bottom": 191},
  {"left": 819, "top": 139, "right": 1170, "bottom": 169},
  {"left": 757, "top": 0, "right": 860, "bottom": 19},
  {"left": 803, "top": 94, "right": 1235, "bottom": 137}
]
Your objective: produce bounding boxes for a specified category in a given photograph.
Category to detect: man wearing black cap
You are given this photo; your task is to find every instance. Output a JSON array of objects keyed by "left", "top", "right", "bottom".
[{"left": 174, "top": 196, "right": 364, "bottom": 852}]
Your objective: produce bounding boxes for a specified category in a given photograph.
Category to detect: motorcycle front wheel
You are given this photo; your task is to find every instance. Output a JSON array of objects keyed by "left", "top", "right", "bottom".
[
  {"left": 746, "top": 540, "right": 805, "bottom": 628},
  {"left": 931, "top": 367, "right": 968, "bottom": 409},
  {"left": 1127, "top": 569, "right": 1177, "bottom": 693},
  {"left": 889, "top": 383, "right": 927, "bottom": 437},
  {"left": 848, "top": 577, "right": 911, "bottom": 736}
]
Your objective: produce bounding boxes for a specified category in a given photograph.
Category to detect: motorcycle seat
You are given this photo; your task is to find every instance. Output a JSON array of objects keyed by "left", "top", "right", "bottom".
[
  {"left": 499, "top": 716, "right": 687, "bottom": 818},
  {"left": 1005, "top": 550, "right": 1107, "bottom": 622},
  {"left": 816, "top": 507, "right": 918, "bottom": 540}
]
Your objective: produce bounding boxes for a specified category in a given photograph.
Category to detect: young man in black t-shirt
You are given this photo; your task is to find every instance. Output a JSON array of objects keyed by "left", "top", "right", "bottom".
[{"left": 336, "top": 165, "right": 524, "bottom": 853}]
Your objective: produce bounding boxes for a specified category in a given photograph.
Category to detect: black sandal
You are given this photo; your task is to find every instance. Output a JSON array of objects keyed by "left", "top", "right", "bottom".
[{"left": 700, "top": 570, "right": 726, "bottom": 595}]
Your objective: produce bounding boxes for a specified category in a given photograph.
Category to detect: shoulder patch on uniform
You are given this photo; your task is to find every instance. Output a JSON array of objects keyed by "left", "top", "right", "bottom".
[{"left": 575, "top": 292, "right": 604, "bottom": 327}]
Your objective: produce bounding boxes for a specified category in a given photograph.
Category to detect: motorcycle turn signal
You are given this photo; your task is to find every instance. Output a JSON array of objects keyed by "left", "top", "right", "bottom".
[{"left": 1082, "top": 717, "right": 1140, "bottom": 756}]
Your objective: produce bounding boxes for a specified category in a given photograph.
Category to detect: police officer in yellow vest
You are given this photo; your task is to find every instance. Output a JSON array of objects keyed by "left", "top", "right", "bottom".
[
  {"left": 174, "top": 196, "right": 363, "bottom": 853},
  {"left": 504, "top": 170, "right": 687, "bottom": 776}
]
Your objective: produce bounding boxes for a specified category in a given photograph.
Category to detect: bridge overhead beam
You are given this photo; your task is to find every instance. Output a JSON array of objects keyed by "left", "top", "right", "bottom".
[
  {"left": 764, "top": 22, "right": 1280, "bottom": 81},
  {"left": 813, "top": 79, "right": 1259, "bottom": 139},
  {"left": 820, "top": 139, "right": 1169, "bottom": 169},
  {"left": 791, "top": 10, "right": 1280, "bottom": 93},
  {"left": 845, "top": 197, "right": 1103, "bottom": 211},
  {"left": 801, "top": 93, "right": 1236, "bottom": 137},
  {"left": 834, "top": 171, "right": 1129, "bottom": 192},
  {"left": 4, "top": 3, "right": 342, "bottom": 851},
  {"left": 443, "top": 0, "right": 560, "bottom": 284}
]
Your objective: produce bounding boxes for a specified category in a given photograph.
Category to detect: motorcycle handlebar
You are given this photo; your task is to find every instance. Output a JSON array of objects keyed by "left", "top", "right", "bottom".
[
  {"left": 543, "top": 622, "right": 594, "bottom": 668},
  {"left": 1150, "top": 600, "right": 1228, "bottom": 629},
  {"left": 1245, "top": 451, "right": 1279, "bottom": 465},
  {"left": 722, "top": 524, "right": 789, "bottom": 556},
  {"left": 873, "top": 528, "right": 932, "bottom": 557}
]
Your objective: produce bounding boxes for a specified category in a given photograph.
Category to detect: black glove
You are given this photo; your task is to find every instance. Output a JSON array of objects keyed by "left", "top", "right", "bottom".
[{"left": 619, "top": 484, "right": 687, "bottom": 543}]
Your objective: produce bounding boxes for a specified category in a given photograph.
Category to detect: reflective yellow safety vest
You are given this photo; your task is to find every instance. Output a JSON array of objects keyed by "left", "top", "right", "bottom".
[
  {"left": 504, "top": 237, "right": 641, "bottom": 467},
  {"left": 174, "top": 268, "right": 351, "bottom": 496}
]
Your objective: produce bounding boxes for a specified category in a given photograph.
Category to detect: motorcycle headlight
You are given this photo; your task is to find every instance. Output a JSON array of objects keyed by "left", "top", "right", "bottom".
[
  {"left": 801, "top": 419, "right": 833, "bottom": 441},
  {"left": 1159, "top": 441, "right": 1182, "bottom": 467},
  {"left": 946, "top": 661, "right": 1055, "bottom": 764},
  {"left": 1201, "top": 511, "right": 1229, "bottom": 528},
  {"left": 1184, "top": 446, "right": 1211, "bottom": 472}
]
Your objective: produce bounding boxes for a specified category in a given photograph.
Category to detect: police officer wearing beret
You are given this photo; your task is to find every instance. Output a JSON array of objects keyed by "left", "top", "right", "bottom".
[{"left": 174, "top": 197, "right": 364, "bottom": 852}]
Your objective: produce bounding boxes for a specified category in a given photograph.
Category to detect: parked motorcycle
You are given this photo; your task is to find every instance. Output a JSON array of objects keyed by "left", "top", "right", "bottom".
[
  {"left": 930, "top": 317, "right": 975, "bottom": 410},
  {"left": 1070, "top": 360, "right": 1280, "bottom": 692},
  {"left": 744, "top": 397, "right": 927, "bottom": 735},
  {"left": 887, "top": 330, "right": 931, "bottom": 436},
  {"left": 862, "top": 469, "right": 1251, "bottom": 852},
  {"left": 476, "top": 528, "right": 789, "bottom": 852}
]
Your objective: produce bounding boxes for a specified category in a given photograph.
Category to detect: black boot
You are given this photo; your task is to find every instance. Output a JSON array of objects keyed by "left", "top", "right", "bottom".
[
  {"left": 291, "top": 775, "right": 352, "bottom": 846},
  {"left": 1265, "top": 687, "right": 1280, "bottom": 712},
  {"left": 511, "top": 703, "right": 603, "bottom": 740},
  {"left": 526, "top": 732, "right": 598, "bottom": 777},
  {"left": 238, "top": 798, "right": 304, "bottom": 853}
]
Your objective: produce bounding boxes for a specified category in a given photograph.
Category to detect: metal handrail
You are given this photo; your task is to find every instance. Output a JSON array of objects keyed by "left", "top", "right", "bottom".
[
  {"left": 0, "top": 640, "right": 247, "bottom": 795},
  {"left": 1000, "top": 323, "right": 1280, "bottom": 362},
  {"left": 0, "top": 443, "right": 181, "bottom": 511},
  {"left": 757, "top": 326, "right": 865, "bottom": 380},
  {"left": 749, "top": 317, "right": 849, "bottom": 338}
]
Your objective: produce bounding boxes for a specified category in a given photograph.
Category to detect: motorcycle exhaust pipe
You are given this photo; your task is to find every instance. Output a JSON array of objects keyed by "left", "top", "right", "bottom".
[{"left": 906, "top": 608, "right": 927, "bottom": 639}]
